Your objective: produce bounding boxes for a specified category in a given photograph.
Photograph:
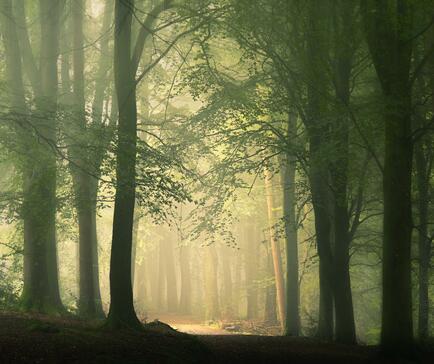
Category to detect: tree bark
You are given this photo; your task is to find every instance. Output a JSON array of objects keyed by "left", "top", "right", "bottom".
[
  {"left": 362, "top": 0, "right": 414, "bottom": 352},
  {"left": 179, "top": 244, "right": 192, "bottom": 314},
  {"left": 19, "top": 0, "right": 64, "bottom": 313},
  {"left": 264, "top": 244, "right": 278, "bottom": 324},
  {"left": 415, "top": 25, "right": 434, "bottom": 341},
  {"left": 106, "top": 0, "right": 141, "bottom": 329},
  {"left": 264, "top": 169, "right": 286, "bottom": 332},
  {"left": 304, "top": 1, "right": 334, "bottom": 340},
  {"left": 280, "top": 146, "right": 300, "bottom": 336},
  {"left": 329, "top": 0, "right": 356, "bottom": 344},
  {"left": 245, "top": 223, "right": 259, "bottom": 320}
]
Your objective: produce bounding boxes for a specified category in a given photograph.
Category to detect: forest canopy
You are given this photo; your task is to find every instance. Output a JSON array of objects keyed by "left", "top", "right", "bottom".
[{"left": 0, "top": 0, "right": 433, "bottom": 361}]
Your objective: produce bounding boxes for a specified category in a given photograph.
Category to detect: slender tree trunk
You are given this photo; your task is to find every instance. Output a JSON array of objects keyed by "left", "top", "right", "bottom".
[
  {"left": 233, "top": 245, "right": 242, "bottom": 318},
  {"left": 204, "top": 245, "right": 220, "bottom": 320},
  {"left": 106, "top": 0, "right": 141, "bottom": 329},
  {"left": 131, "top": 207, "right": 140, "bottom": 287},
  {"left": 164, "top": 232, "right": 178, "bottom": 312},
  {"left": 179, "top": 245, "right": 192, "bottom": 314},
  {"left": 220, "top": 245, "right": 233, "bottom": 319},
  {"left": 157, "top": 239, "right": 167, "bottom": 309},
  {"left": 264, "top": 169, "right": 285, "bottom": 331},
  {"left": 280, "top": 145, "right": 300, "bottom": 336},
  {"left": 264, "top": 244, "right": 278, "bottom": 324},
  {"left": 245, "top": 223, "right": 259, "bottom": 320}
]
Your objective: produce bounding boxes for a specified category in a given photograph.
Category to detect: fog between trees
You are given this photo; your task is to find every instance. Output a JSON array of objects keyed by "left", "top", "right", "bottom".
[{"left": 0, "top": 0, "right": 432, "bottom": 356}]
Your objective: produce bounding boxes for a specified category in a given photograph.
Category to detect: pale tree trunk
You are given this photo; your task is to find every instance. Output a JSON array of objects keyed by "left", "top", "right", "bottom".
[
  {"left": 179, "top": 244, "right": 192, "bottom": 314},
  {"left": 164, "top": 231, "right": 178, "bottom": 312},
  {"left": 204, "top": 245, "right": 220, "bottom": 320},
  {"left": 264, "top": 169, "right": 285, "bottom": 331},
  {"left": 220, "top": 245, "right": 233, "bottom": 319},
  {"left": 245, "top": 223, "right": 259, "bottom": 320}
]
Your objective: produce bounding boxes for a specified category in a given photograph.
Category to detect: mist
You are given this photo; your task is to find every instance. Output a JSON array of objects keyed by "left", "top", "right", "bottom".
[{"left": 0, "top": 0, "right": 432, "bottom": 363}]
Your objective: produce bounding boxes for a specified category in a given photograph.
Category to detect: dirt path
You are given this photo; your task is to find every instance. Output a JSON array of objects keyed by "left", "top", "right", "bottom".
[{"left": 144, "top": 312, "right": 234, "bottom": 335}]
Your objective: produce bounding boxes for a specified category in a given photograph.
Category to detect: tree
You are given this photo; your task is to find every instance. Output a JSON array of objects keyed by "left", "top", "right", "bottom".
[
  {"left": 106, "top": 0, "right": 142, "bottom": 329},
  {"left": 362, "top": 0, "right": 415, "bottom": 353},
  {"left": 67, "top": 0, "right": 105, "bottom": 318},
  {"left": 16, "top": 0, "right": 64, "bottom": 313}
]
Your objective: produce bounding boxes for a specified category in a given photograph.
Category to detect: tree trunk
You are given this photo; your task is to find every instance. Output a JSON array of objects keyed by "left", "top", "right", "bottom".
[
  {"left": 157, "top": 240, "right": 167, "bottom": 309},
  {"left": 131, "top": 207, "right": 140, "bottom": 287},
  {"left": 362, "top": 0, "right": 414, "bottom": 352},
  {"left": 264, "top": 169, "right": 285, "bottom": 331},
  {"left": 264, "top": 244, "right": 278, "bottom": 324},
  {"left": 220, "top": 245, "right": 233, "bottom": 319},
  {"left": 179, "top": 244, "right": 192, "bottom": 314},
  {"left": 20, "top": 0, "right": 64, "bottom": 313},
  {"left": 245, "top": 223, "right": 259, "bottom": 320},
  {"left": 164, "top": 232, "right": 178, "bottom": 312},
  {"left": 106, "top": 0, "right": 141, "bottom": 329},
  {"left": 280, "top": 146, "right": 300, "bottom": 336},
  {"left": 204, "top": 245, "right": 220, "bottom": 320},
  {"left": 305, "top": 1, "right": 334, "bottom": 340},
  {"left": 329, "top": 2, "right": 356, "bottom": 343}
]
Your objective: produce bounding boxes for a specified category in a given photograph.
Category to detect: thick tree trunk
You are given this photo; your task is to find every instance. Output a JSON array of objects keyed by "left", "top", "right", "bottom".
[
  {"left": 106, "top": 0, "right": 141, "bottom": 329},
  {"left": 20, "top": 0, "right": 64, "bottom": 313},
  {"left": 305, "top": 0, "right": 333, "bottom": 340},
  {"left": 330, "top": 4, "right": 356, "bottom": 342},
  {"left": 362, "top": 0, "right": 414, "bottom": 352},
  {"left": 417, "top": 27, "right": 434, "bottom": 341},
  {"left": 68, "top": 0, "right": 104, "bottom": 318},
  {"left": 415, "top": 136, "right": 430, "bottom": 340},
  {"left": 309, "top": 136, "right": 334, "bottom": 341}
]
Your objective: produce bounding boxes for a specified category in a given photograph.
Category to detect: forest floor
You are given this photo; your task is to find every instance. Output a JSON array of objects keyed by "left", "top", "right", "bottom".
[{"left": 0, "top": 311, "right": 432, "bottom": 364}]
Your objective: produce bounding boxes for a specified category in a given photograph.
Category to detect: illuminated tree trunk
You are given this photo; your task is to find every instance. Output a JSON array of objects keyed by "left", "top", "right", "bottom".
[
  {"left": 179, "top": 245, "right": 192, "bottom": 314},
  {"left": 264, "top": 169, "right": 285, "bottom": 331},
  {"left": 204, "top": 245, "right": 220, "bottom": 320},
  {"left": 245, "top": 223, "right": 259, "bottom": 320},
  {"left": 164, "top": 232, "right": 178, "bottom": 312},
  {"left": 220, "top": 245, "right": 233, "bottom": 318}
]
